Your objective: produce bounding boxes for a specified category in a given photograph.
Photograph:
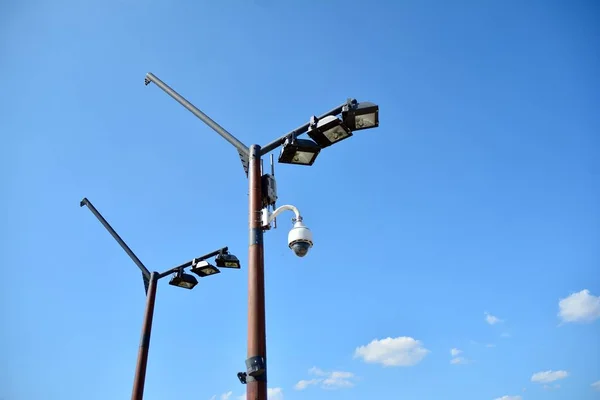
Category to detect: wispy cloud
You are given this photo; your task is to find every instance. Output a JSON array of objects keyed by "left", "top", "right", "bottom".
[
  {"left": 220, "top": 392, "right": 232, "bottom": 400},
  {"left": 354, "top": 336, "right": 429, "bottom": 367},
  {"left": 485, "top": 312, "right": 503, "bottom": 325},
  {"left": 294, "top": 367, "right": 356, "bottom": 390},
  {"left": 543, "top": 384, "right": 561, "bottom": 391},
  {"left": 294, "top": 379, "right": 321, "bottom": 390},
  {"left": 449, "top": 347, "right": 470, "bottom": 364},
  {"left": 267, "top": 388, "right": 284, "bottom": 400},
  {"left": 558, "top": 289, "right": 600, "bottom": 323},
  {"left": 209, "top": 392, "right": 232, "bottom": 400},
  {"left": 591, "top": 380, "right": 600, "bottom": 391},
  {"left": 531, "top": 370, "right": 568, "bottom": 383},
  {"left": 494, "top": 396, "right": 522, "bottom": 400}
]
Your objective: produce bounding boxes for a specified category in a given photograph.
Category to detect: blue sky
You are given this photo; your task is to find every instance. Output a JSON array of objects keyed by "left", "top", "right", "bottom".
[{"left": 1, "top": 1, "right": 599, "bottom": 399}]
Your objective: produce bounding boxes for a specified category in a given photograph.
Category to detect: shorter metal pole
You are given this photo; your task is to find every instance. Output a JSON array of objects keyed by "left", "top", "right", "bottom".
[{"left": 131, "top": 271, "right": 159, "bottom": 400}]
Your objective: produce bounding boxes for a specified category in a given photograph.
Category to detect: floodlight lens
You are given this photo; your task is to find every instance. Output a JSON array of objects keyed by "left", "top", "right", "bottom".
[
  {"left": 355, "top": 113, "right": 377, "bottom": 129},
  {"left": 323, "top": 125, "right": 351, "bottom": 143},
  {"left": 169, "top": 272, "right": 199, "bottom": 289},
  {"left": 291, "top": 151, "right": 317, "bottom": 165},
  {"left": 279, "top": 138, "right": 321, "bottom": 166},
  {"left": 191, "top": 261, "right": 221, "bottom": 277},
  {"left": 343, "top": 101, "right": 379, "bottom": 131},
  {"left": 178, "top": 281, "right": 196, "bottom": 289},
  {"left": 215, "top": 253, "right": 241, "bottom": 269},
  {"left": 200, "top": 267, "right": 217, "bottom": 275}
]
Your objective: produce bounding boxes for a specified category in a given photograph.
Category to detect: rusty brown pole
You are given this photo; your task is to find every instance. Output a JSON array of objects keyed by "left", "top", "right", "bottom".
[
  {"left": 131, "top": 271, "right": 159, "bottom": 400},
  {"left": 247, "top": 144, "right": 267, "bottom": 400}
]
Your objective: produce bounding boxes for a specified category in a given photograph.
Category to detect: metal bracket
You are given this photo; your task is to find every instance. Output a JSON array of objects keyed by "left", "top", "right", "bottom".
[
  {"left": 237, "top": 372, "right": 247, "bottom": 385},
  {"left": 237, "top": 149, "right": 249, "bottom": 177},
  {"left": 245, "top": 356, "right": 267, "bottom": 382},
  {"left": 249, "top": 227, "right": 263, "bottom": 246}
]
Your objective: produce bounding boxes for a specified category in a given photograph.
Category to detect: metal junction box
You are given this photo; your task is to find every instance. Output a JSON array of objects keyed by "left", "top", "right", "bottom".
[{"left": 261, "top": 174, "right": 277, "bottom": 208}]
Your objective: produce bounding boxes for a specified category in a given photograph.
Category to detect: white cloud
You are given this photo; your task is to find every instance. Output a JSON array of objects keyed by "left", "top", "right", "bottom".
[
  {"left": 543, "top": 384, "right": 560, "bottom": 391},
  {"left": 494, "top": 396, "right": 522, "bottom": 400},
  {"left": 354, "top": 336, "right": 429, "bottom": 367},
  {"left": 220, "top": 392, "right": 233, "bottom": 400},
  {"left": 485, "top": 312, "right": 503, "bottom": 325},
  {"left": 591, "top": 380, "right": 600, "bottom": 391},
  {"left": 209, "top": 396, "right": 216, "bottom": 400},
  {"left": 486, "top": 343, "right": 496, "bottom": 348},
  {"left": 295, "top": 367, "right": 356, "bottom": 390},
  {"left": 450, "top": 347, "right": 470, "bottom": 364},
  {"left": 308, "top": 366, "right": 326, "bottom": 376},
  {"left": 558, "top": 289, "right": 600, "bottom": 323},
  {"left": 268, "top": 388, "right": 284, "bottom": 400},
  {"left": 450, "top": 357, "right": 468, "bottom": 365},
  {"left": 322, "top": 371, "right": 355, "bottom": 389},
  {"left": 294, "top": 379, "right": 321, "bottom": 390},
  {"left": 531, "top": 370, "right": 568, "bottom": 383}
]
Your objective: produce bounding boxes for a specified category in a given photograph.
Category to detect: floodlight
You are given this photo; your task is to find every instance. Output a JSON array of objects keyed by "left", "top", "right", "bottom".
[
  {"left": 215, "top": 252, "right": 241, "bottom": 269},
  {"left": 278, "top": 136, "right": 321, "bottom": 166},
  {"left": 169, "top": 269, "right": 198, "bottom": 289},
  {"left": 342, "top": 101, "right": 379, "bottom": 131},
  {"left": 307, "top": 115, "right": 352, "bottom": 147},
  {"left": 190, "top": 260, "right": 221, "bottom": 277}
]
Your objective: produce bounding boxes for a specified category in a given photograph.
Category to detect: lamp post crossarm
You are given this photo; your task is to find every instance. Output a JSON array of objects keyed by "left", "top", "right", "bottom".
[
  {"left": 144, "top": 72, "right": 249, "bottom": 156},
  {"left": 157, "top": 246, "right": 229, "bottom": 279},
  {"left": 259, "top": 100, "right": 356, "bottom": 156}
]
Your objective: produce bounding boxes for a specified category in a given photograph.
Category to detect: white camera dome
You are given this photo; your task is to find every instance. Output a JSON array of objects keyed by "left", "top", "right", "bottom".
[{"left": 287, "top": 220, "right": 313, "bottom": 257}]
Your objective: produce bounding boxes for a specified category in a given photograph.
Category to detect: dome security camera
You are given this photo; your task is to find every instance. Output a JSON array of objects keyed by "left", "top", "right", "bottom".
[{"left": 287, "top": 220, "right": 313, "bottom": 257}]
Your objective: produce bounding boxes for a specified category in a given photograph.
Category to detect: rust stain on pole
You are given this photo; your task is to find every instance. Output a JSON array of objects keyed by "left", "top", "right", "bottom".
[{"left": 247, "top": 144, "right": 267, "bottom": 400}]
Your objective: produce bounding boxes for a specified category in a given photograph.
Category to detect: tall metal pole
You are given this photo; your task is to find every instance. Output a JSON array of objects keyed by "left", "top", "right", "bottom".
[
  {"left": 131, "top": 271, "right": 159, "bottom": 400},
  {"left": 143, "top": 74, "right": 359, "bottom": 400},
  {"left": 247, "top": 144, "right": 267, "bottom": 400}
]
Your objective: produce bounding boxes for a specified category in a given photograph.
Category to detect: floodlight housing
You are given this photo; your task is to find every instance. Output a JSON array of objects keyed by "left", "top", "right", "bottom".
[
  {"left": 278, "top": 136, "right": 321, "bottom": 166},
  {"left": 307, "top": 115, "right": 352, "bottom": 147},
  {"left": 191, "top": 261, "right": 221, "bottom": 277},
  {"left": 342, "top": 101, "right": 379, "bottom": 131},
  {"left": 169, "top": 270, "right": 198, "bottom": 289},
  {"left": 215, "top": 253, "right": 241, "bottom": 269}
]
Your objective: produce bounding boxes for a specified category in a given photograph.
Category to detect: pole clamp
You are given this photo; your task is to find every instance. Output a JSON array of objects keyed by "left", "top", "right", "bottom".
[{"left": 238, "top": 356, "right": 267, "bottom": 383}]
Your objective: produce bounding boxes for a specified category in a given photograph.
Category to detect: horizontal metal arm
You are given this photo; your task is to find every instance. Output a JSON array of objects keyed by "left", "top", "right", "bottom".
[
  {"left": 157, "top": 246, "right": 228, "bottom": 279},
  {"left": 260, "top": 100, "right": 354, "bottom": 155},
  {"left": 80, "top": 197, "right": 151, "bottom": 279},
  {"left": 145, "top": 72, "right": 249, "bottom": 156}
]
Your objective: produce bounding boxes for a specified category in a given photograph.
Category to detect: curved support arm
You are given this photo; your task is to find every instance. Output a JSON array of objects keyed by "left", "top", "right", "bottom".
[
  {"left": 269, "top": 205, "right": 301, "bottom": 223},
  {"left": 262, "top": 205, "right": 302, "bottom": 229}
]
